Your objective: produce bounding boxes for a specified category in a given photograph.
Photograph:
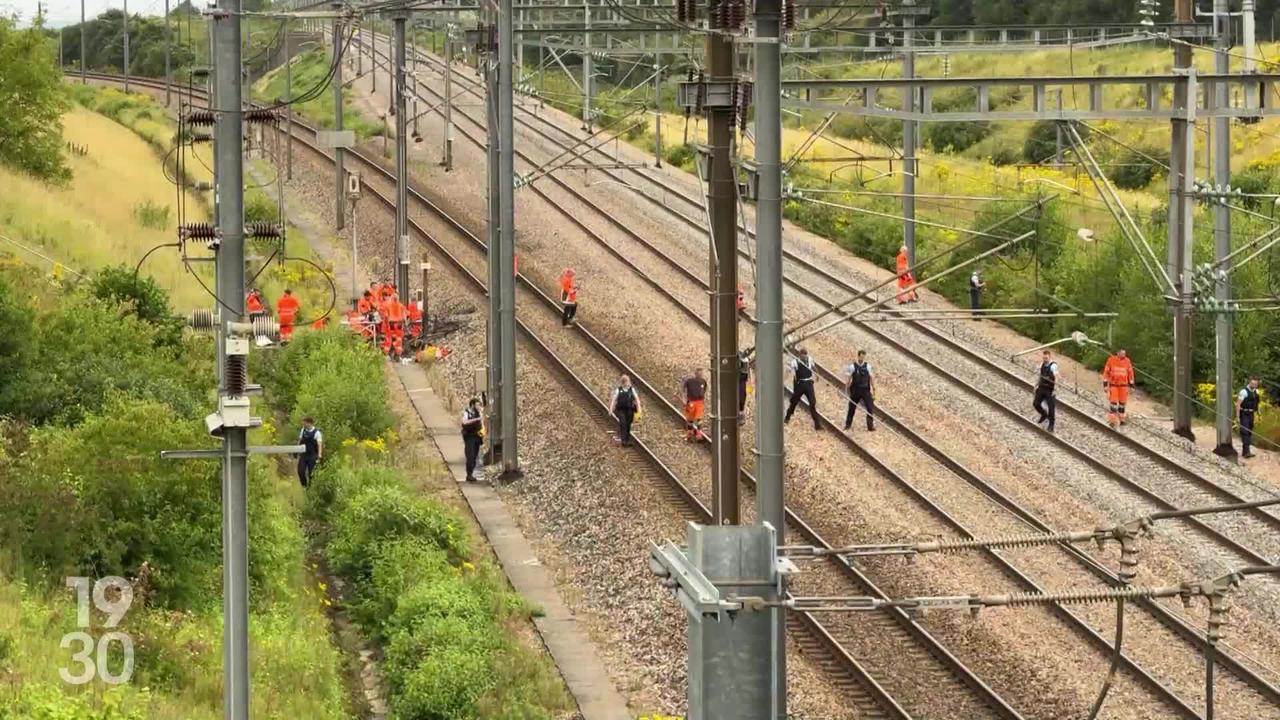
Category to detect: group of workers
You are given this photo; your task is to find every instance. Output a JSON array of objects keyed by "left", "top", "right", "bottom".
[
  {"left": 345, "top": 280, "right": 425, "bottom": 359},
  {"left": 246, "top": 288, "right": 305, "bottom": 342}
]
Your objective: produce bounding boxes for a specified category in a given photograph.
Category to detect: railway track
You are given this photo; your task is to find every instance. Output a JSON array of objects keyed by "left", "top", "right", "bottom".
[
  {"left": 347, "top": 43, "right": 1280, "bottom": 714},
  {"left": 86, "top": 71, "right": 1005, "bottom": 720},
  {"left": 97, "top": 56, "right": 1280, "bottom": 712}
]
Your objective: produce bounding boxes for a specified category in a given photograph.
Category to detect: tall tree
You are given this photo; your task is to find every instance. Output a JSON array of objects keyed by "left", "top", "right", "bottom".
[{"left": 0, "top": 17, "right": 69, "bottom": 181}]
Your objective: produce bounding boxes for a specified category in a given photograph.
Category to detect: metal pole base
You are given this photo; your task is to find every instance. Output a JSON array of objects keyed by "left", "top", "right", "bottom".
[
  {"left": 1212, "top": 443, "right": 1238, "bottom": 458},
  {"left": 485, "top": 442, "right": 503, "bottom": 466},
  {"left": 1173, "top": 426, "right": 1196, "bottom": 442},
  {"left": 497, "top": 468, "right": 525, "bottom": 484}
]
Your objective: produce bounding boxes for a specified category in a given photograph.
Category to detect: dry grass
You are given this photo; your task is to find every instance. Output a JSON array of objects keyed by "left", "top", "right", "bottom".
[{"left": 0, "top": 106, "right": 210, "bottom": 307}]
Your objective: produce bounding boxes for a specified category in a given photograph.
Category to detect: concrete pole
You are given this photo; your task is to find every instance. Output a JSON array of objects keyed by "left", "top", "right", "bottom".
[
  {"left": 902, "top": 13, "right": 917, "bottom": 268},
  {"left": 394, "top": 15, "right": 411, "bottom": 304},
  {"left": 1245, "top": 0, "right": 1259, "bottom": 109},
  {"left": 1170, "top": 0, "right": 1195, "bottom": 440},
  {"left": 754, "top": 0, "right": 786, "bottom": 713},
  {"left": 333, "top": 12, "right": 345, "bottom": 230},
  {"left": 707, "top": 24, "right": 740, "bottom": 524},
  {"left": 351, "top": 198, "right": 359, "bottom": 304},
  {"left": 582, "top": 6, "right": 592, "bottom": 131},
  {"left": 444, "top": 30, "right": 454, "bottom": 171},
  {"left": 81, "top": 0, "right": 86, "bottom": 82},
  {"left": 285, "top": 37, "right": 293, "bottom": 180},
  {"left": 485, "top": 33, "right": 504, "bottom": 463},
  {"left": 123, "top": 0, "right": 130, "bottom": 92},
  {"left": 370, "top": 23, "right": 376, "bottom": 93},
  {"left": 654, "top": 58, "right": 662, "bottom": 167},
  {"left": 164, "top": 0, "right": 171, "bottom": 105},
  {"left": 212, "top": 0, "right": 249, "bottom": 716},
  {"left": 1213, "top": 0, "right": 1235, "bottom": 456},
  {"left": 498, "top": 0, "right": 520, "bottom": 478}
]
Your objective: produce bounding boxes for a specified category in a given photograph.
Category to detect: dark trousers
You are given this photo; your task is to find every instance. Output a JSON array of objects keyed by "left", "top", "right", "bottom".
[
  {"left": 1241, "top": 411, "right": 1256, "bottom": 455},
  {"left": 1034, "top": 388, "right": 1056, "bottom": 430},
  {"left": 562, "top": 303, "right": 577, "bottom": 325},
  {"left": 844, "top": 389, "right": 875, "bottom": 429},
  {"left": 785, "top": 382, "right": 820, "bottom": 428},
  {"left": 297, "top": 454, "right": 317, "bottom": 488},
  {"left": 463, "top": 434, "right": 483, "bottom": 479},
  {"left": 616, "top": 409, "right": 636, "bottom": 444},
  {"left": 970, "top": 290, "right": 981, "bottom": 313}
]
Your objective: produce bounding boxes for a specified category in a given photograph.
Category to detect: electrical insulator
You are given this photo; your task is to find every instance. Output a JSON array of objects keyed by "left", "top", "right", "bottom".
[
  {"left": 696, "top": 71, "right": 706, "bottom": 114},
  {"left": 685, "top": 0, "right": 697, "bottom": 23},
  {"left": 783, "top": 0, "right": 796, "bottom": 30},
  {"left": 739, "top": 82, "right": 753, "bottom": 131},
  {"left": 245, "top": 222, "right": 284, "bottom": 239},
  {"left": 225, "top": 355, "right": 247, "bottom": 396},
  {"left": 186, "top": 110, "right": 216, "bottom": 127},
  {"left": 243, "top": 108, "right": 278, "bottom": 125},
  {"left": 190, "top": 308, "right": 217, "bottom": 333},
  {"left": 191, "top": 131, "right": 213, "bottom": 144},
  {"left": 731, "top": 1, "right": 745, "bottom": 30},
  {"left": 676, "top": 0, "right": 686, "bottom": 23},
  {"left": 181, "top": 223, "right": 219, "bottom": 241},
  {"left": 252, "top": 316, "right": 280, "bottom": 342}
]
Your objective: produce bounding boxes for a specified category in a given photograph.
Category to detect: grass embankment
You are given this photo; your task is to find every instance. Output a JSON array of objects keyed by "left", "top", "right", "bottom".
[
  {"left": 0, "top": 102, "right": 209, "bottom": 308},
  {"left": 254, "top": 48, "right": 387, "bottom": 140},
  {"left": 259, "top": 330, "right": 575, "bottom": 719},
  {"left": 0, "top": 262, "right": 351, "bottom": 719}
]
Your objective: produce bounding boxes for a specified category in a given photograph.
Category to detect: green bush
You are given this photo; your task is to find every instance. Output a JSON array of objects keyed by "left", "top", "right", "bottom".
[
  {"left": 924, "top": 121, "right": 991, "bottom": 153},
  {"left": 327, "top": 484, "right": 470, "bottom": 581},
  {"left": 393, "top": 647, "right": 496, "bottom": 720},
  {"left": 1108, "top": 147, "right": 1166, "bottom": 190},
  {"left": 1231, "top": 165, "right": 1276, "bottom": 209},
  {"left": 132, "top": 200, "right": 171, "bottom": 230},
  {"left": 88, "top": 264, "right": 185, "bottom": 348},
  {"left": 0, "top": 683, "right": 146, "bottom": 720},
  {"left": 0, "top": 18, "right": 71, "bottom": 182},
  {"left": 1022, "top": 120, "right": 1088, "bottom": 163},
  {"left": 244, "top": 190, "right": 278, "bottom": 224},
  {"left": 353, "top": 538, "right": 454, "bottom": 634},
  {"left": 0, "top": 277, "right": 205, "bottom": 425}
]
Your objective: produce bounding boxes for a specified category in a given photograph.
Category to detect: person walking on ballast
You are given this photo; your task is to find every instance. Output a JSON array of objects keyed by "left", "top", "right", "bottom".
[
  {"left": 843, "top": 350, "right": 876, "bottom": 431},
  {"left": 297, "top": 417, "right": 323, "bottom": 488},
  {"left": 1034, "top": 349, "right": 1059, "bottom": 432},
  {"left": 609, "top": 374, "right": 642, "bottom": 446},
  {"left": 969, "top": 270, "right": 986, "bottom": 317},
  {"left": 785, "top": 348, "right": 822, "bottom": 430},
  {"left": 680, "top": 368, "right": 708, "bottom": 442},
  {"left": 1237, "top": 376, "right": 1261, "bottom": 459},
  {"left": 461, "top": 397, "right": 484, "bottom": 482}
]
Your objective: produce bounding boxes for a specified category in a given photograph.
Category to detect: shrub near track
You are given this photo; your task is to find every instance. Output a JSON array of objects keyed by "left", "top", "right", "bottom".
[{"left": 267, "top": 330, "right": 572, "bottom": 719}]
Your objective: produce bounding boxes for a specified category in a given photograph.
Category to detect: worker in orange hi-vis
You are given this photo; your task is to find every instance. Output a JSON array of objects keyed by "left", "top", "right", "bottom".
[
  {"left": 383, "top": 295, "right": 407, "bottom": 358},
  {"left": 736, "top": 284, "right": 746, "bottom": 313},
  {"left": 561, "top": 277, "right": 579, "bottom": 327},
  {"left": 559, "top": 268, "right": 575, "bottom": 295},
  {"left": 246, "top": 289, "right": 266, "bottom": 319},
  {"left": 276, "top": 289, "right": 300, "bottom": 343},
  {"left": 895, "top": 246, "right": 919, "bottom": 304},
  {"left": 1102, "top": 348, "right": 1136, "bottom": 427},
  {"left": 406, "top": 295, "right": 423, "bottom": 343},
  {"left": 680, "top": 368, "right": 709, "bottom": 442}
]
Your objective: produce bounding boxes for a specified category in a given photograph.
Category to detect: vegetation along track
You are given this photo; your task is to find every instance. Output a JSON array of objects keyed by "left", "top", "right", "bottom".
[
  {"left": 356, "top": 41, "right": 1280, "bottom": 713},
  {"left": 87, "top": 72, "right": 1004, "bottom": 719}
]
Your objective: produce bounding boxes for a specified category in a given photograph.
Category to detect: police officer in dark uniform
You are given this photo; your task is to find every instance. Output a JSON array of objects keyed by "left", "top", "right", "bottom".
[
  {"left": 609, "top": 374, "right": 642, "bottom": 446},
  {"left": 297, "top": 417, "right": 323, "bottom": 488},
  {"left": 1237, "top": 376, "right": 1261, "bottom": 459},
  {"left": 738, "top": 351, "right": 752, "bottom": 421},
  {"left": 843, "top": 350, "right": 876, "bottom": 431},
  {"left": 784, "top": 348, "right": 821, "bottom": 430},
  {"left": 1033, "top": 349, "right": 1059, "bottom": 432},
  {"left": 461, "top": 397, "right": 484, "bottom": 481}
]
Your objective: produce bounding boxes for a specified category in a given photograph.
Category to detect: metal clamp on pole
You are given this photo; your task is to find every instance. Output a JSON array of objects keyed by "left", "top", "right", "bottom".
[{"left": 649, "top": 541, "right": 744, "bottom": 620}]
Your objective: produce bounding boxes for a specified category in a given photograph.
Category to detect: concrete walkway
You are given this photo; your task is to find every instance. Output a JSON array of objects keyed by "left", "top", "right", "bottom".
[{"left": 393, "top": 363, "right": 632, "bottom": 720}]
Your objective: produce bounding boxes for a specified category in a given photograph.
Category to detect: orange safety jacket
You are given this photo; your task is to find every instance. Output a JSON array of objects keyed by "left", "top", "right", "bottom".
[
  {"left": 246, "top": 292, "right": 264, "bottom": 314},
  {"left": 896, "top": 251, "right": 909, "bottom": 276},
  {"left": 357, "top": 295, "right": 374, "bottom": 315},
  {"left": 563, "top": 287, "right": 578, "bottom": 304},
  {"left": 1102, "top": 355, "right": 1135, "bottom": 387},
  {"left": 406, "top": 302, "right": 422, "bottom": 322},
  {"left": 276, "top": 294, "right": 300, "bottom": 321},
  {"left": 385, "top": 299, "right": 406, "bottom": 323}
]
